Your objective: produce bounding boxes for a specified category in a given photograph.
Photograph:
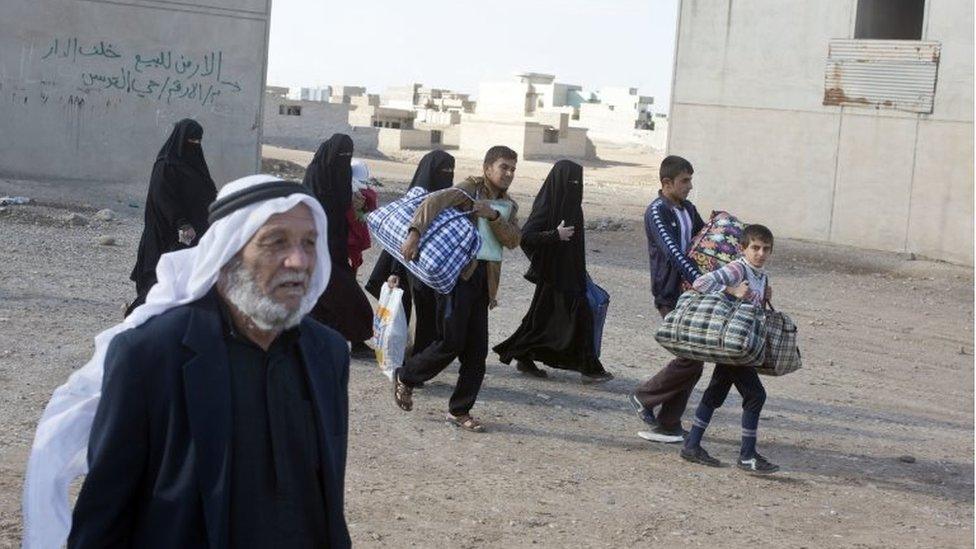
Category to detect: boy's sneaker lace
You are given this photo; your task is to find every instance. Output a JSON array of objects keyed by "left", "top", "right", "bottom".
[{"left": 737, "top": 453, "right": 780, "bottom": 475}]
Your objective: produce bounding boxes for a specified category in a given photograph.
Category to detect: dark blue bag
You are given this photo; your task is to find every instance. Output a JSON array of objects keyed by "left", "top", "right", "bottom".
[{"left": 585, "top": 275, "right": 610, "bottom": 358}]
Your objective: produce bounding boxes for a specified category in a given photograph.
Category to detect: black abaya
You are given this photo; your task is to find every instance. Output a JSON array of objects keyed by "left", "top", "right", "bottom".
[
  {"left": 364, "top": 150, "right": 455, "bottom": 356},
  {"left": 305, "top": 134, "right": 373, "bottom": 342},
  {"left": 127, "top": 118, "right": 216, "bottom": 315},
  {"left": 493, "top": 160, "right": 606, "bottom": 374}
]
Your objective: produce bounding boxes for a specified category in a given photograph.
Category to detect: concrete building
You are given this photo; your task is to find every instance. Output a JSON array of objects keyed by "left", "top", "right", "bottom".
[
  {"left": 262, "top": 89, "right": 375, "bottom": 153},
  {"left": 0, "top": 0, "right": 271, "bottom": 185},
  {"left": 667, "top": 0, "right": 973, "bottom": 265},
  {"left": 263, "top": 88, "right": 442, "bottom": 157},
  {"left": 578, "top": 87, "right": 654, "bottom": 131},
  {"left": 349, "top": 105, "right": 415, "bottom": 129},
  {"left": 475, "top": 73, "right": 584, "bottom": 120},
  {"left": 300, "top": 86, "right": 332, "bottom": 102},
  {"left": 329, "top": 86, "right": 368, "bottom": 104},
  {"left": 467, "top": 73, "right": 593, "bottom": 159},
  {"left": 459, "top": 113, "right": 591, "bottom": 161}
]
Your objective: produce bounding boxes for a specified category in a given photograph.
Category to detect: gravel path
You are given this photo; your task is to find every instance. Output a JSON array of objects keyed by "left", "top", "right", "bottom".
[{"left": 0, "top": 163, "right": 971, "bottom": 548}]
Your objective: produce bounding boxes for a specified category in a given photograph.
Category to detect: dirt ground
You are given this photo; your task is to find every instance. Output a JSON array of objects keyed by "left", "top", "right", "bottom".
[{"left": 0, "top": 145, "right": 972, "bottom": 548}]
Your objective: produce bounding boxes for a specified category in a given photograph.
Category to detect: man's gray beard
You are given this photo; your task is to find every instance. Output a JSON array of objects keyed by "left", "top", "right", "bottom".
[{"left": 220, "top": 259, "right": 312, "bottom": 331}]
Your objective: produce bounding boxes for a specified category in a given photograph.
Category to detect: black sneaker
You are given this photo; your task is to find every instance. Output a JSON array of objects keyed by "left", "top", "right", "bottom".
[
  {"left": 628, "top": 394, "right": 657, "bottom": 427},
  {"left": 516, "top": 359, "right": 548, "bottom": 378},
  {"left": 637, "top": 425, "right": 685, "bottom": 444},
  {"left": 738, "top": 453, "right": 780, "bottom": 475},
  {"left": 680, "top": 446, "right": 723, "bottom": 467}
]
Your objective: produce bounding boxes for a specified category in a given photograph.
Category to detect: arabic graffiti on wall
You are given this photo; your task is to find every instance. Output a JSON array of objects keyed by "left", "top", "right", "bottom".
[{"left": 39, "top": 37, "right": 243, "bottom": 107}]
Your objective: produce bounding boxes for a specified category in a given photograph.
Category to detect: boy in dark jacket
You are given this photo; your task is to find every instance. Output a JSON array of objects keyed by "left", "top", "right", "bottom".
[{"left": 629, "top": 155, "right": 705, "bottom": 443}]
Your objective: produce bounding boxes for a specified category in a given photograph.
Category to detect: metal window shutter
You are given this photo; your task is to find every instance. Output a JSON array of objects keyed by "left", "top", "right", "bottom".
[{"left": 823, "top": 39, "right": 941, "bottom": 114}]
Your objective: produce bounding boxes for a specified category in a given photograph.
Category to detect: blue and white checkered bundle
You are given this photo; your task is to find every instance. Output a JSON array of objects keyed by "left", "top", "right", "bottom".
[
  {"left": 654, "top": 291, "right": 766, "bottom": 366},
  {"left": 367, "top": 186, "right": 482, "bottom": 294}
]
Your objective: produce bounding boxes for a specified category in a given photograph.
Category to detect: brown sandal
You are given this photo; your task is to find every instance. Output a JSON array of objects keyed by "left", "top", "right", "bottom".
[
  {"left": 393, "top": 372, "right": 413, "bottom": 411},
  {"left": 446, "top": 413, "right": 485, "bottom": 433}
]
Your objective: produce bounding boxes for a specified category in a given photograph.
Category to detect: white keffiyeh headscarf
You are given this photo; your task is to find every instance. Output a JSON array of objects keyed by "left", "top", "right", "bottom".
[{"left": 22, "top": 174, "right": 331, "bottom": 548}]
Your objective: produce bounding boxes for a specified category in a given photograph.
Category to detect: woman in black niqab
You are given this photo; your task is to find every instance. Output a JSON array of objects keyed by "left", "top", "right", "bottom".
[
  {"left": 304, "top": 133, "right": 355, "bottom": 265},
  {"left": 126, "top": 118, "right": 216, "bottom": 316},
  {"left": 493, "top": 160, "right": 612, "bottom": 381},
  {"left": 305, "top": 134, "right": 374, "bottom": 347},
  {"left": 364, "top": 150, "right": 455, "bottom": 357}
]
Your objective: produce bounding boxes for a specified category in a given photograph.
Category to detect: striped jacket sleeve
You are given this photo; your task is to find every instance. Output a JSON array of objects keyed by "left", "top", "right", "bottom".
[
  {"left": 692, "top": 260, "right": 746, "bottom": 294},
  {"left": 646, "top": 200, "right": 702, "bottom": 283}
]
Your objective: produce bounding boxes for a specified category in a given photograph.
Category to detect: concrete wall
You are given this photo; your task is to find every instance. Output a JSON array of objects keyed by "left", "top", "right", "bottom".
[
  {"left": 261, "top": 93, "right": 379, "bottom": 154},
  {"left": 523, "top": 125, "right": 590, "bottom": 160},
  {"left": 668, "top": 0, "right": 974, "bottom": 265},
  {"left": 0, "top": 0, "right": 271, "bottom": 186},
  {"left": 376, "top": 128, "right": 435, "bottom": 154},
  {"left": 459, "top": 117, "right": 528, "bottom": 158}
]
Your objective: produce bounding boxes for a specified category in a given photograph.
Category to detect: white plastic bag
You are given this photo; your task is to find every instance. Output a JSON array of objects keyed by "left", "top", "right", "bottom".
[{"left": 367, "top": 283, "right": 408, "bottom": 379}]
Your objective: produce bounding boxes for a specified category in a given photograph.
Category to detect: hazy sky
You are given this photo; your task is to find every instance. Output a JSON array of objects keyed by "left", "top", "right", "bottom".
[{"left": 267, "top": 0, "right": 680, "bottom": 111}]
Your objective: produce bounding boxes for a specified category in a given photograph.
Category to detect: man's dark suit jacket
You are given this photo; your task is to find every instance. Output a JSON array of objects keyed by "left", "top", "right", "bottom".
[{"left": 68, "top": 290, "right": 352, "bottom": 548}]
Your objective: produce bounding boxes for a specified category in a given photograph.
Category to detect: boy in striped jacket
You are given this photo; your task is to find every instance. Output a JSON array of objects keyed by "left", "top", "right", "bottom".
[
  {"left": 681, "top": 224, "right": 779, "bottom": 474},
  {"left": 630, "top": 156, "right": 706, "bottom": 443}
]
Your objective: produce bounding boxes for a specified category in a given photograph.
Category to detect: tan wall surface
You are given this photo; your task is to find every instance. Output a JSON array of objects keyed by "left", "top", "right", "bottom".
[
  {"left": 669, "top": 0, "right": 974, "bottom": 264},
  {"left": 459, "top": 119, "right": 527, "bottom": 158},
  {"left": 906, "top": 120, "right": 974, "bottom": 264},
  {"left": 523, "top": 126, "right": 588, "bottom": 160},
  {"left": 671, "top": 103, "right": 839, "bottom": 240},
  {"left": 830, "top": 114, "right": 918, "bottom": 249}
]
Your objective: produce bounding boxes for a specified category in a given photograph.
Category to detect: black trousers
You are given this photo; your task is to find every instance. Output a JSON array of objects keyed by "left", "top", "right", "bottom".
[
  {"left": 406, "top": 272, "right": 439, "bottom": 357},
  {"left": 633, "top": 305, "right": 704, "bottom": 430},
  {"left": 700, "top": 364, "right": 766, "bottom": 413},
  {"left": 399, "top": 262, "right": 489, "bottom": 416}
]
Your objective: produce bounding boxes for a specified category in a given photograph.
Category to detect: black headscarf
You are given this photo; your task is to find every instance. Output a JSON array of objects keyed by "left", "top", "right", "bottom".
[
  {"left": 408, "top": 150, "right": 455, "bottom": 192},
  {"left": 521, "top": 160, "right": 587, "bottom": 293},
  {"left": 304, "top": 134, "right": 354, "bottom": 267},
  {"left": 129, "top": 118, "right": 217, "bottom": 291}
]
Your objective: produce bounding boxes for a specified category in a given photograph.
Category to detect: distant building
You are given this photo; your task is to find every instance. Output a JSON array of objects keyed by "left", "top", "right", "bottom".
[
  {"left": 329, "top": 86, "right": 368, "bottom": 104},
  {"left": 349, "top": 105, "right": 416, "bottom": 129},
  {"left": 459, "top": 112, "right": 591, "bottom": 161},
  {"left": 578, "top": 87, "right": 654, "bottom": 131},
  {"left": 262, "top": 87, "right": 443, "bottom": 156},
  {"left": 299, "top": 86, "right": 332, "bottom": 102},
  {"left": 465, "top": 73, "right": 595, "bottom": 159}
]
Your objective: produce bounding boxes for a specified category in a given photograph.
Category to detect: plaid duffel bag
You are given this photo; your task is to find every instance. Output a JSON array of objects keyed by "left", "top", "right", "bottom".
[
  {"left": 756, "top": 308, "right": 802, "bottom": 376},
  {"left": 654, "top": 291, "right": 766, "bottom": 366},
  {"left": 367, "top": 186, "right": 481, "bottom": 295}
]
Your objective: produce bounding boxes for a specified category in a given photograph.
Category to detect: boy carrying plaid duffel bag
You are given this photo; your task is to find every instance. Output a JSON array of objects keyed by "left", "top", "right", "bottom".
[{"left": 669, "top": 224, "right": 796, "bottom": 475}]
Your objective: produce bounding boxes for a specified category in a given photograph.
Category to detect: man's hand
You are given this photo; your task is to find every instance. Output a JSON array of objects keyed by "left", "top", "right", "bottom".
[
  {"left": 472, "top": 200, "right": 499, "bottom": 220},
  {"left": 556, "top": 219, "right": 575, "bottom": 241},
  {"left": 387, "top": 275, "right": 400, "bottom": 289},
  {"left": 178, "top": 225, "right": 197, "bottom": 246},
  {"left": 351, "top": 190, "right": 366, "bottom": 211},
  {"left": 401, "top": 230, "right": 421, "bottom": 261},
  {"left": 726, "top": 281, "right": 750, "bottom": 299}
]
